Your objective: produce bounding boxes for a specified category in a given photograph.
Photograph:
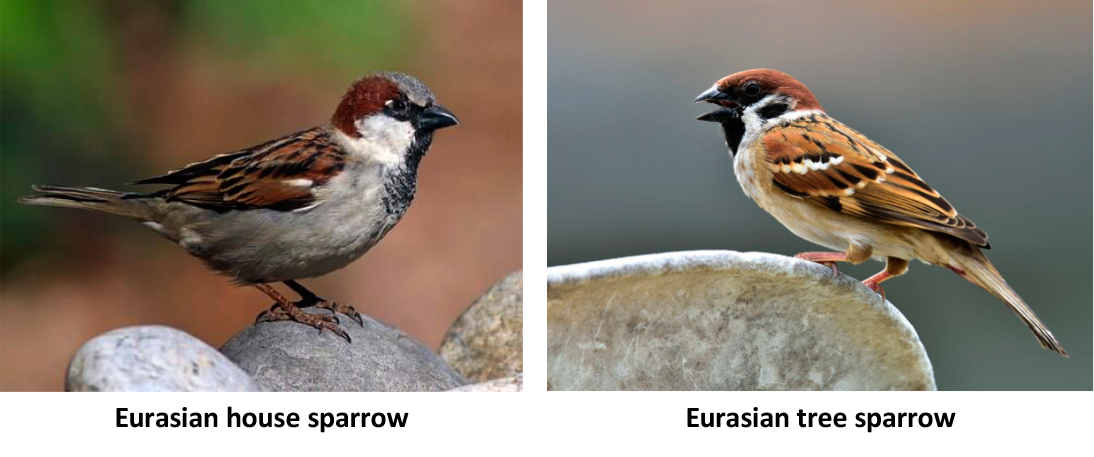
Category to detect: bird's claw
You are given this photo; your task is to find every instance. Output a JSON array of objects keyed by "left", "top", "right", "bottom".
[
  {"left": 254, "top": 304, "right": 352, "bottom": 343},
  {"left": 312, "top": 318, "right": 351, "bottom": 343},
  {"left": 315, "top": 300, "right": 364, "bottom": 327},
  {"left": 862, "top": 280, "right": 886, "bottom": 303}
]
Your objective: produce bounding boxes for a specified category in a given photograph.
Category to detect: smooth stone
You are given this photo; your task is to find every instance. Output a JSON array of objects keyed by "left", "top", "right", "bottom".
[
  {"left": 67, "top": 325, "right": 262, "bottom": 392},
  {"left": 221, "top": 308, "right": 466, "bottom": 392},
  {"left": 547, "top": 250, "right": 936, "bottom": 391},
  {"left": 446, "top": 374, "right": 523, "bottom": 392},
  {"left": 440, "top": 271, "right": 523, "bottom": 382}
]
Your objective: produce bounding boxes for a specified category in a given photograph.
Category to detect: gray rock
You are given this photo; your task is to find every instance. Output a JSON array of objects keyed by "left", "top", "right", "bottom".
[
  {"left": 67, "top": 325, "right": 263, "bottom": 392},
  {"left": 221, "top": 308, "right": 466, "bottom": 392},
  {"left": 446, "top": 374, "right": 523, "bottom": 392},
  {"left": 547, "top": 250, "right": 936, "bottom": 391},
  {"left": 440, "top": 271, "right": 524, "bottom": 382}
]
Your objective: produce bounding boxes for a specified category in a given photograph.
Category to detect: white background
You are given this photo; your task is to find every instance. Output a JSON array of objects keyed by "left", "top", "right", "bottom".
[{"left": 1, "top": 1, "right": 1091, "bottom": 454}]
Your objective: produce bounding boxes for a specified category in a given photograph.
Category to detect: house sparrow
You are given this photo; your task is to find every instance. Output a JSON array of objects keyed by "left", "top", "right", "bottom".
[
  {"left": 19, "top": 71, "right": 458, "bottom": 343},
  {"left": 694, "top": 69, "right": 1066, "bottom": 356}
]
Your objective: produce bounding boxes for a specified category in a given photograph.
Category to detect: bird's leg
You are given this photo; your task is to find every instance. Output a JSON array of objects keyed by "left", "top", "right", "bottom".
[
  {"left": 861, "top": 271, "right": 891, "bottom": 301},
  {"left": 253, "top": 283, "right": 351, "bottom": 342},
  {"left": 795, "top": 244, "right": 873, "bottom": 278},
  {"left": 284, "top": 280, "right": 363, "bottom": 327},
  {"left": 862, "top": 257, "right": 909, "bottom": 303},
  {"left": 794, "top": 252, "right": 845, "bottom": 277}
]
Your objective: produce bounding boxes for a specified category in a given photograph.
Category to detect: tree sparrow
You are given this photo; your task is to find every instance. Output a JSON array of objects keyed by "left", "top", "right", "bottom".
[
  {"left": 695, "top": 69, "right": 1066, "bottom": 356},
  {"left": 20, "top": 71, "right": 459, "bottom": 342}
]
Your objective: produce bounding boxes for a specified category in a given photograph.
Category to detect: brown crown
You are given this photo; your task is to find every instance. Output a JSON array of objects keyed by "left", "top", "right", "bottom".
[
  {"left": 716, "top": 69, "right": 823, "bottom": 111},
  {"left": 331, "top": 75, "right": 403, "bottom": 137}
]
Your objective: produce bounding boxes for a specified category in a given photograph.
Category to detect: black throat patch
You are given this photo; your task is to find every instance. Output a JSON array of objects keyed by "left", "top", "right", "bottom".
[
  {"left": 381, "top": 131, "right": 433, "bottom": 216},
  {"left": 720, "top": 119, "right": 746, "bottom": 155}
]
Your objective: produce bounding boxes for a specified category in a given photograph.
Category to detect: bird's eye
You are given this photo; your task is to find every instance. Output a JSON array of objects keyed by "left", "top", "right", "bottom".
[
  {"left": 743, "top": 82, "right": 762, "bottom": 97},
  {"left": 387, "top": 98, "right": 407, "bottom": 111}
]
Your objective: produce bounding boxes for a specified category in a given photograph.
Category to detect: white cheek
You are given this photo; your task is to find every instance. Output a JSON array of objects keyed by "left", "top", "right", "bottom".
[{"left": 336, "top": 114, "right": 415, "bottom": 168}]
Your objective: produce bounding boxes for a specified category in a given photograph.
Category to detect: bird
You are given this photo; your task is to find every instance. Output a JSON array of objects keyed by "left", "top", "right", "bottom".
[
  {"left": 694, "top": 69, "right": 1066, "bottom": 356},
  {"left": 19, "top": 71, "right": 459, "bottom": 343}
]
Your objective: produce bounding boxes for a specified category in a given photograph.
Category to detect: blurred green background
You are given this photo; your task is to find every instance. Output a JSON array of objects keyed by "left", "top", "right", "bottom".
[
  {"left": 1, "top": 0, "right": 522, "bottom": 390},
  {"left": 548, "top": 0, "right": 1090, "bottom": 390}
]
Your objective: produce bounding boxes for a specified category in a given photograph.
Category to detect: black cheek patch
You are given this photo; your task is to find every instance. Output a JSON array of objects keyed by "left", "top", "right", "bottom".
[{"left": 758, "top": 103, "right": 790, "bottom": 120}]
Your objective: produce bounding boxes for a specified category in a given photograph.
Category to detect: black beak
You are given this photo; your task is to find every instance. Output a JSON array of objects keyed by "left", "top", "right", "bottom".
[
  {"left": 416, "top": 104, "right": 459, "bottom": 131},
  {"left": 694, "top": 85, "right": 740, "bottom": 122}
]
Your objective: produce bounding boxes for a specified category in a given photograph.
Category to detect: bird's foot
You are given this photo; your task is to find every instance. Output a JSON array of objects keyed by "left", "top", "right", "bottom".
[
  {"left": 861, "top": 269, "right": 895, "bottom": 304},
  {"left": 280, "top": 280, "right": 363, "bottom": 327},
  {"left": 862, "top": 279, "right": 886, "bottom": 303},
  {"left": 794, "top": 252, "right": 842, "bottom": 278},
  {"left": 255, "top": 303, "right": 351, "bottom": 343},
  {"left": 312, "top": 300, "right": 364, "bottom": 327}
]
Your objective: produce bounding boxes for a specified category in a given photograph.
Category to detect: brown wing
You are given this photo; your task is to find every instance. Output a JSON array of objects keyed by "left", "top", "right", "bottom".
[
  {"left": 133, "top": 127, "right": 347, "bottom": 211},
  {"left": 761, "top": 113, "right": 989, "bottom": 247}
]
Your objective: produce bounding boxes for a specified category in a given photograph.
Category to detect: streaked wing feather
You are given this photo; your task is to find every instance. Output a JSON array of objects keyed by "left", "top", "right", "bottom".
[
  {"left": 130, "top": 151, "right": 250, "bottom": 185},
  {"left": 762, "top": 114, "right": 988, "bottom": 246},
  {"left": 135, "top": 127, "right": 346, "bottom": 211}
]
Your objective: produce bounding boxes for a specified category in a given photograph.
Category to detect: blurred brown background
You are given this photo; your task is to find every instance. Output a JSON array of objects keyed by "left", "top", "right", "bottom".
[{"left": 0, "top": 0, "right": 522, "bottom": 391}]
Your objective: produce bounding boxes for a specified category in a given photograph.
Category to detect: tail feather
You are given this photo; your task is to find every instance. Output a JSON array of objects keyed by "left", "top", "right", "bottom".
[
  {"left": 18, "top": 185, "right": 151, "bottom": 220},
  {"left": 952, "top": 246, "right": 1068, "bottom": 357}
]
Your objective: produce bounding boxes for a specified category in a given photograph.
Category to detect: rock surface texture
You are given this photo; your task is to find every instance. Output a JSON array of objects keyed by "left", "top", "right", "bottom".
[
  {"left": 547, "top": 251, "right": 936, "bottom": 391},
  {"left": 67, "top": 325, "right": 263, "bottom": 392},
  {"left": 440, "top": 271, "right": 524, "bottom": 382},
  {"left": 65, "top": 270, "right": 525, "bottom": 392},
  {"left": 221, "top": 308, "right": 467, "bottom": 392},
  {"left": 446, "top": 374, "right": 523, "bottom": 392}
]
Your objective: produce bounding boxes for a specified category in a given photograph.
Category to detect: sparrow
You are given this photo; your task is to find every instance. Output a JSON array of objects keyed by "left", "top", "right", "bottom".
[
  {"left": 694, "top": 69, "right": 1066, "bottom": 356},
  {"left": 19, "top": 71, "right": 459, "bottom": 343}
]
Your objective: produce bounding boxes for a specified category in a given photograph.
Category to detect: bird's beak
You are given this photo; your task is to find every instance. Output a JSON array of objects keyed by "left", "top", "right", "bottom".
[
  {"left": 693, "top": 85, "right": 729, "bottom": 104},
  {"left": 416, "top": 104, "right": 460, "bottom": 131},
  {"left": 694, "top": 84, "right": 740, "bottom": 122}
]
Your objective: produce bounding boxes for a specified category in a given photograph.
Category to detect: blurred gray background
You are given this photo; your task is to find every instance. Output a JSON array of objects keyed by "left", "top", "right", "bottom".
[{"left": 548, "top": 0, "right": 1091, "bottom": 390}]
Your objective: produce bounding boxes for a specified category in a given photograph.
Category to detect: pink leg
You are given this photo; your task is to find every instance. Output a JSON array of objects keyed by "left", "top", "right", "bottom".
[
  {"left": 794, "top": 251, "right": 847, "bottom": 278},
  {"left": 862, "top": 270, "right": 894, "bottom": 302}
]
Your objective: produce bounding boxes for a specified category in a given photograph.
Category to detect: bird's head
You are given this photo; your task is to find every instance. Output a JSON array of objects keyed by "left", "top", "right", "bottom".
[
  {"left": 332, "top": 71, "right": 459, "bottom": 144},
  {"left": 694, "top": 69, "right": 821, "bottom": 155},
  {"left": 694, "top": 69, "right": 822, "bottom": 123}
]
